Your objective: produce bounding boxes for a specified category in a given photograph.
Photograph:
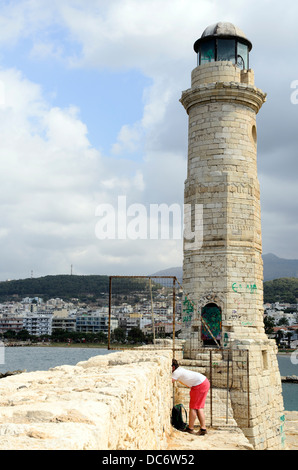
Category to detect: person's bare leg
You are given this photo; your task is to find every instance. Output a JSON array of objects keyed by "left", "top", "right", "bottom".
[
  {"left": 196, "top": 409, "right": 206, "bottom": 429},
  {"left": 189, "top": 408, "right": 197, "bottom": 429}
]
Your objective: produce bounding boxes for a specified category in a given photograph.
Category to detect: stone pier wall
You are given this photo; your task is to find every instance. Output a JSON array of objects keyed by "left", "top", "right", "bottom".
[
  {"left": 0, "top": 350, "right": 173, "bottom": 450},
  {"left": 0, "top": 346, "right": 289, "bottom": 450}
]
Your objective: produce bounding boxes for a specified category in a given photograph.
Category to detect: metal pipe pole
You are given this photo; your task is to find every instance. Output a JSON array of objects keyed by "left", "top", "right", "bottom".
[
  {"left": 172, "top": 277, "right": 176, "bottom": 357},
  {"left": 247, "top": 350, "right": 250, "bottom": 428},
  {"left": 210, "top": 349, "right": 213, "bottom": 427},
  {"left": 108, "top": 276, "right": 112, "bottom": 350},
  {"left": 226, "top": 351, "right": 230, "bottom": 424},
  {"left": 149, "top": 278, "right": 155, "bottom": 344}
]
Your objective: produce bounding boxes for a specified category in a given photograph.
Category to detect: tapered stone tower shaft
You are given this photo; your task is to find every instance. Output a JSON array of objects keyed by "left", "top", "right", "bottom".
[{"left": 181, "top": 22, "right": 267, "bottom": 350}]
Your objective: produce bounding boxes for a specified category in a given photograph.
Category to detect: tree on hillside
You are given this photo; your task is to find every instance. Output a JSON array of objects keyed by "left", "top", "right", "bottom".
[
  {"left": 264, "top": 316, "right": 275, "bottom": 335},
  {"left": 127, "top": 327, "right": 145, "bottom": 344},
  {"left": 112, "top": 327, "right": 126, "bottom": 343},
  {"left": 277, "top": 317, "right": 289, "bottom": 327}
]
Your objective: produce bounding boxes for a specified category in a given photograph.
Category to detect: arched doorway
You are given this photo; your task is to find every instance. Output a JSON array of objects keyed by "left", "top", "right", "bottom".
[{"left": 201, "top": 303, "right": 222, "bottom": 346}]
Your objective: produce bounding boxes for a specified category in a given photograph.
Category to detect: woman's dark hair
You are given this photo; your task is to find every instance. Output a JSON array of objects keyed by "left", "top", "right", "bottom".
[{"left": 172, "top": 359, "right": 179, "bottom": 370}]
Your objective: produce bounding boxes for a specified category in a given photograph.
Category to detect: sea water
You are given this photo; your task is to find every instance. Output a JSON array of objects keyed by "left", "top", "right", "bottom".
[
  {"left": 0, "top": 347, "right": 297, "bottom": 411},
  {"left": 277, "top": 354, "right": 298, "bottom": 412},
  {"left": 0, "top": 346, "right": 111, "bottom": 374}
]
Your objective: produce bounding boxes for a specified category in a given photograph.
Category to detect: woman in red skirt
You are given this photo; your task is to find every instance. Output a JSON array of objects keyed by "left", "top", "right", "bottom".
[{"left": 172, "top": 358, "right": 210, "bottom": 435}]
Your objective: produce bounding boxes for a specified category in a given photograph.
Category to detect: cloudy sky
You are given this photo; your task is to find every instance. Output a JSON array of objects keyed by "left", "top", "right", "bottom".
[{"left": 0, "top": 0, "right": 297, "bottom": 281}]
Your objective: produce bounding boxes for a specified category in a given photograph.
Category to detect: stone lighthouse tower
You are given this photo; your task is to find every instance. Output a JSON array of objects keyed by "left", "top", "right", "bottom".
[{"left": 180, "top": 22, "right": 285, "bottom": 450}]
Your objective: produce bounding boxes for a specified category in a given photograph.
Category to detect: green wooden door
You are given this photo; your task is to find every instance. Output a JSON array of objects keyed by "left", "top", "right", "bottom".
[{"left": 201, "top": 303, "right": 222, "bottom": 345}]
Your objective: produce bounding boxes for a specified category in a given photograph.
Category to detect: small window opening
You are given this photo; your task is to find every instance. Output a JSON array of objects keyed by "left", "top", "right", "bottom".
[
  {"left": 262, "top": 350, "right": 269, "bottom": 370},
  {"left": 252, "top": 125, "right": 257, "bottom": 144}
]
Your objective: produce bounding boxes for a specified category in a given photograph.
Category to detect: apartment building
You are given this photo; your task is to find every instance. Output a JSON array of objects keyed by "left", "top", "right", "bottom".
[
  {"left": 0, "top": 314, "right": 24, "bottom": 335},
  {"left": 22, "top": 314, "right": 52, "bottom": 336},
  {"left": 51, "top": 316, "right": 76, "bottom": 333},
  {"left": 76, "top": 312, "right": 118, "bottom": 335}
]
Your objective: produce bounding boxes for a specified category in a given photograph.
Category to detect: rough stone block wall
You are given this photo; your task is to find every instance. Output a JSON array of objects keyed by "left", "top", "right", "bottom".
[
  {"left": 0, "top": 350, "right": 173, "bottom": 450},
  {"left": 238, "top": 341, "right": 286, "bottom": 450},
  {"left": 191, "top": 62, "right": 241, "bottom": 87}
]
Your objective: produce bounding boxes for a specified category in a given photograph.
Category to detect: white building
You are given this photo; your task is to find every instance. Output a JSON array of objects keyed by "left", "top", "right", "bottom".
[
  {"left": 76, "top": 313, "right": 118, "bottom": 335},
  {"left": 22, "top": 314, "right": 52, "bottom": 336},
  {"left": 0, "top": 314, "right": 24, "bottom": 334},
  {"left": 51, "top": 316, "right": 76, "bottom": 333}
]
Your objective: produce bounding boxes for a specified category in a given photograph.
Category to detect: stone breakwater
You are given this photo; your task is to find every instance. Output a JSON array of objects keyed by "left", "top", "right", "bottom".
[
  {"left": 0, "top": 349, "right": 296, "bottom": 450},
  {"left": 0, "top": 370, "right": 25, "bottom": 379},
  {"left": 0, "top": 350, "right": 173, "bottom": 450},
  {"left": 281, "top": 376, "right": 298, "bottom": 384}
]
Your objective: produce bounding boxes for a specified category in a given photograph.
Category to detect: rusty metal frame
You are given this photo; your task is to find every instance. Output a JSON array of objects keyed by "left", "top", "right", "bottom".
[
  {"left": 108, "top": 275, "right": 178, "bottom": 350},
  {"left": 108, "top": 274, "right": 221, "bottom": 351}
]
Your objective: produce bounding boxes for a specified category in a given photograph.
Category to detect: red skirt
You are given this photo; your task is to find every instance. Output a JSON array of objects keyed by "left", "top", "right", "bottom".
[{"left": 189, "top": 378, "right": 210, "bottom": 409}]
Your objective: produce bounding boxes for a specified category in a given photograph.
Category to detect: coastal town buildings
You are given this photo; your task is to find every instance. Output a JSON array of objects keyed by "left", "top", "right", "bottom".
[
  {"left": 22, "top": 314, "right": 52, "bottom": 337},
  {"left": 0, "top": 295, "right": 296, "bottom": 344},
  {"left": 0, "top": 294, "right": 182, "bottom": 339}
]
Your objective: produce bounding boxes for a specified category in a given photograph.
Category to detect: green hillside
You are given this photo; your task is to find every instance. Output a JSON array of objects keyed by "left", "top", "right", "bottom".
[
  {"left": 0, "top": 274, "right": 297, "bottom": 304},
  {"left": 263, "top": 277, "right": 298, "bottom": 303},
  {"left": 0, "top": 275, "right": 148, "bottom": 302}
]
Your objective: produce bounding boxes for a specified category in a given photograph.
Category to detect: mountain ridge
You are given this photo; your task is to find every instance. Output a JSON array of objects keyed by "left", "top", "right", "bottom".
[
  {"left": 0, "top": 254, "right": 297, "bottom": 301},
  {"left": 152, "top": 253, "right": 298, "bottom": 282}
]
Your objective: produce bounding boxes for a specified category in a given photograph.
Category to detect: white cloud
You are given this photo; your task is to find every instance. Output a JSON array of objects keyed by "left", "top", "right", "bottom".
[
  {"left": 0, "top": 0, "right": 297, "bottom": 280},
  {"left": 0, "top": 65, "right": 183, "bottom": 279},
  {"left": 30, "top": 41, "right": 64, "bottom": 61},
  {"left": 0, "top": 67, "right": 103, "bottom": 277},
  {"left": 111, "top": 122, "right": 143, "bottom": 155}
]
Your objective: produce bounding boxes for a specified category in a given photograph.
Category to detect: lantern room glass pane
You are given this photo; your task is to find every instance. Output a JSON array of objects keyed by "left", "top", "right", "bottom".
[
  {"left": 200, "top": 39, "right": 215, "bottom": 64},
  {"left": 237, "top": 42, "right": 248, "bottom": 69},
  {"left": 217, "top": 39, "right": 236, "bottom": 63}
]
